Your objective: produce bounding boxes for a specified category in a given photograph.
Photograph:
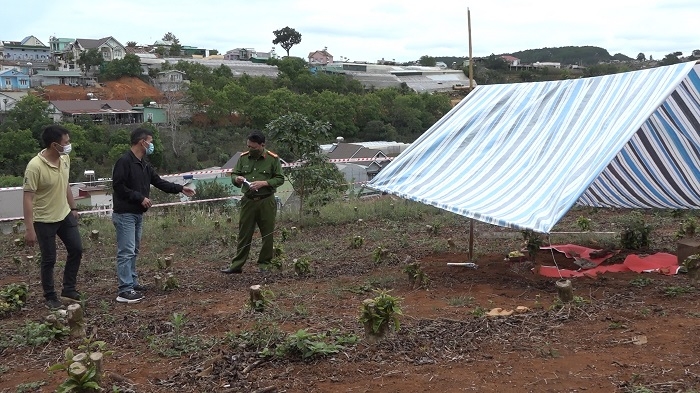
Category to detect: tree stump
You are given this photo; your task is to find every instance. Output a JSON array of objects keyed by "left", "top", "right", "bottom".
[
  {"left": 687, "top": 259, "right": 700, "bottom": 282},
  {"left": 12, "top": 224, "right": 19, "bottom": 234},
  {"left": 164, "top": 256, "right": 173, "bottom": 269},
  {"left": 68, "top": 362, "right": 87, "bottom": 379},
  {"left": 90, "top": 352, "right": 104, "bottom": 382},
  {"left": 226, "top": 216, "right": 232, "bottom": 223},
  {"left": 14, "top": 238, "right": 22, "bottom": 247},
  {"left": 249, "top": 285, "right": 264, "bottom": 311},
  {"left": 214, "top": 221, "right": 220, "bottom": 229},
  {"left": 67, "top": 304, "right": 86, "bottom": 338},
  {"left": 45, "top": 314, "right": 64, "bottom": 329},
  {"left": 154, "top": 274, "right": 163, "bottom": 290},
  {"left": 556, "top": 279, "right": 574, "bottom": 303},
  {"left": 72, "top": 352, "right": 88, "bottom": 363},
  {"left": 165, "top": 273, "right": 178, "bottom": 290},
  {"left": 89, "top": 230, "right": 99, "bottom": 240}
]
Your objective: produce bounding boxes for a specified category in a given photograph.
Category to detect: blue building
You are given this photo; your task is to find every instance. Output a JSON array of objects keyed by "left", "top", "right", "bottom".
[{"left": 0, "top": 69, "right": 30, "bottom": 91}]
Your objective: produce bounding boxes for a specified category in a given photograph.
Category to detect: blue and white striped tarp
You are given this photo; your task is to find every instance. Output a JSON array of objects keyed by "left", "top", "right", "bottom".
[{"left": 368, "top": 62, "right": 700, "bottom": 233}]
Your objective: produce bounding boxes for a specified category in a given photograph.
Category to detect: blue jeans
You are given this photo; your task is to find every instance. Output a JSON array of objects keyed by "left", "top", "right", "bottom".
[
  {"left": 34, "top": 213, "right": 83, "bottom": 300},
  {"left": 112, "top": 212, "right": 143, "bottom": 294}
]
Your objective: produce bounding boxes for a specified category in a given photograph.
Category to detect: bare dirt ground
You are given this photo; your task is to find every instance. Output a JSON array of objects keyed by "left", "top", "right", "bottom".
[
  {"left": 37, "top": 77, "right": 164, "bottom": 105},
  {"left": 1, "top": 202, "right": 699, "bottom": 393}
]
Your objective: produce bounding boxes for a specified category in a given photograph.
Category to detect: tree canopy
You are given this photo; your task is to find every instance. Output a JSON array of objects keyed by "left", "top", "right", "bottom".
[
  {"left": 100, "top": 54, "right": 143, "bottom": 80},
  {"left": 78, "top": 48, "right": 103, "bottom": 72},
  {"left": 419, "top": 55, "right": 436, "bottom": 67},
  {"left": 509, "top": 46, "right": 614, "bottom": 66},
  {"left": 272, "top": 27, "right": 302, "bottom": 57}
]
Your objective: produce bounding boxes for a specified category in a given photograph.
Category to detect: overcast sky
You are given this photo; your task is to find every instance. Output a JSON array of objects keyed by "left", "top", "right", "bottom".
[{"left": 5, "top": 0, "right": 698, "bottom": 62}]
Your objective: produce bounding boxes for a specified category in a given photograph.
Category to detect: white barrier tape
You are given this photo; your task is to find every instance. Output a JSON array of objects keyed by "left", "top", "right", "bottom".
[
  {"left": 0, "top": 195, "right": 243, "bottom": 223},
  {"left": 161, "top": 156, "right": 393, "bottom": 179},
  {"left": 0, "top": 178, "right": 113, "bottom": 192},
  {"left": 0, "top": 157, "right": 393, "bottom": 190},
  {"left": 2, "top": 177, "right": 373, "bottom": 193}
]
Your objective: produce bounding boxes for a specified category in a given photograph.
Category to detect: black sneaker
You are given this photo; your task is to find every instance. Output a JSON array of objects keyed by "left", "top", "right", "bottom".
[
  {"left": 45, "top": 298, "right": 64, "bottom": 310},
  {"left": 61, "top": 290, "right": 82, "bottom": 301},
  {"left": 133, "top": 284, "right": 148, "bottom": 292},
  {"left": 116, "top": 290, "right": 144, "bottom": 304}
]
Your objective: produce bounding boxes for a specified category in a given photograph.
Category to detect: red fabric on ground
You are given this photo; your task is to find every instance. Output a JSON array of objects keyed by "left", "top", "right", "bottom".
[
  {"left": 622, "top": 253, "right": 679, "bottom": 275},
  {"left": 540, "top": 244, "right": 614, "bottom": 266},
  {"left": 536, "top": 245, "right": 680, "bottom": 278},
  {"left": 538, "top": 263, "right": 630, "bottom": 278}
]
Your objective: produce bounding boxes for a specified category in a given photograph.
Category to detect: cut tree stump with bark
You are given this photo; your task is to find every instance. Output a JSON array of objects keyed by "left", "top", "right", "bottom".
[
  {"left": 249, "top": 285, "right": 264, "bottom": 311},
  {"left": 556, "top": 279, "right": 574, "bottom": 303},
  {"left": 164, "top": 256, "right": 173, "bottom": 268},
  {"left": 68, "top": 362, "right": 87, "bottom": 380},
  {"left": 154, "top": 274, "right": 163, "bottom": 290},
  {"left": 72, "top": 352, "right": 88, "bottom": 363},
  {"left": 45, "top": 314, "right": 64, "bottom": 329},
  {"left": 90, "top": 352, "right": 103, "bottom": 382},
  {"left": 89, "top": 230, "right": 99, "bottom": 240},
  {"left": 67, "top": 304, "right": 86, "bottom": 338}
]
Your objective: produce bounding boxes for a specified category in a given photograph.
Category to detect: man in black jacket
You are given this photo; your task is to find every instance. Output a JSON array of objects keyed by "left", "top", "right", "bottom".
[{"left": 112, "top": 128, "right": 195, "bottom": 303}]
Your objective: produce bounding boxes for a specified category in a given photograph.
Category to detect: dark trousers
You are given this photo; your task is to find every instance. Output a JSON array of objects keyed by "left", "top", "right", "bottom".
[{"left": 34, "top": 213, "right": 83, "bottom": 300}]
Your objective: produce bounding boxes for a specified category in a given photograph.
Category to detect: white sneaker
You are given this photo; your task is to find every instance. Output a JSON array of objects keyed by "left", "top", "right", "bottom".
[{"left": 116, "top": 290, "right": 144, "bottom": 304}]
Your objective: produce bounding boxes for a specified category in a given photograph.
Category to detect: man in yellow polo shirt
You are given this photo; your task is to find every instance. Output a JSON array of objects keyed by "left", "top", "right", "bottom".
[{"left": 23, "top": 125, "right": 83, "bottom": 310}]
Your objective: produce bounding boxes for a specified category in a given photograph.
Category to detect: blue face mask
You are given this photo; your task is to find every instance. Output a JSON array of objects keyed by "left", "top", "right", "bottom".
[{"left": 146, "top": 141, "right": 154, "bottom": 155}]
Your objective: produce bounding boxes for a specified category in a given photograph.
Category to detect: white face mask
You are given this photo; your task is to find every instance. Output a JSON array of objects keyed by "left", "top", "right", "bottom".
[{"left": 56, "top": 143, "right": 72, "bottom": 155}]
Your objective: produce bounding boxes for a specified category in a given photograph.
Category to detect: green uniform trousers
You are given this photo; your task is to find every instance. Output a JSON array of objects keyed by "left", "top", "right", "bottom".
[{"left": 230, "top": 195, "right": 277, "bottom": 269}]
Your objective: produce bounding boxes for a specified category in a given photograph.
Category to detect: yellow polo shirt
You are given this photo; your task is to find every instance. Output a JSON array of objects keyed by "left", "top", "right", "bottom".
[{"left": 23, "top": 150, "right": 71, "bottom": 223}]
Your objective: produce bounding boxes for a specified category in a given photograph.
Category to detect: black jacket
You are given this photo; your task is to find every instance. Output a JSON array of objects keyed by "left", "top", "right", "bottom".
[{"left": 112, "top": 150, "right": 183, "bottom": 214}]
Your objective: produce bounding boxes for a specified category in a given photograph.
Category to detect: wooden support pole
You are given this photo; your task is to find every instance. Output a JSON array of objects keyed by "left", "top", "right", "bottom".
[
  {"left": 468, "top": 8, "right": 474, "bottom": 90},
  {"left": 469, "top": 219, "right": 474, "bottom": 261}
]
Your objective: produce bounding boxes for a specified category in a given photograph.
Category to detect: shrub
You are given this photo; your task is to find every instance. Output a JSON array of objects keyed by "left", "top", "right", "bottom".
[
  {"left": 359, "top": 290, "right": 403, "bottom": 340},
  {"left": 576, "top": 216, "right": 592, "bottom": 231},
  {"left": 0, "top": 283, "right": 29, "bottom": 316},
  {"left": 403, "top": 262, "right": 429, "bottom": 289},
  {"left": 293, "top": 257, "right": 311, "bottom": 276},
  {"left": 521, "top": 230, "right": 543, "bottom": 262},
  {"left": 619, "top": 212, "right": 652, "bottom": 249}
]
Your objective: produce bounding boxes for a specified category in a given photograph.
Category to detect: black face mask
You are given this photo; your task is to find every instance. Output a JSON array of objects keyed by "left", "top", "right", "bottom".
[{"left": 248, "top": 149, "right": 261, "bottom": 159}]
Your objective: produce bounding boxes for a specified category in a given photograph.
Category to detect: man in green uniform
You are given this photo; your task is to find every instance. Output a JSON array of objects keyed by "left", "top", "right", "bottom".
[{"left": 221, "top": 130, "right": 285, "bottom": 274}]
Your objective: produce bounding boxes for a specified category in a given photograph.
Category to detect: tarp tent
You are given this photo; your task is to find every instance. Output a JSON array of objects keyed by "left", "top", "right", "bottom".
[{"left": 368, "top": 61, "right": 700, "bottom": 233}]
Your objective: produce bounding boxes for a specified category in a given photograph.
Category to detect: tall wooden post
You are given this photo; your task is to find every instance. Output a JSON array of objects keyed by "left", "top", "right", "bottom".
[
  {"left": 468, "top": 8, "right": 474, "bottom": 90},
  {"left": 469, "top": 219, "right": 474, "bottom": 261},
  {"left": 468, "top": 8, "right": 475, "bottom": 261}
]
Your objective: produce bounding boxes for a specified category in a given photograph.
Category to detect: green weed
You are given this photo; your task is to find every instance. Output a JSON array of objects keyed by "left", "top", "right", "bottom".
[
  {"left": 663, "top": 285, "right": 694, "bottom": 297},
  {"left": 629, "top": 277, "right": 654, "bottom": 287},
  {"left": 0, "top": 282, "right": 28, "bottom": 316},
  {"left": 11, "top": 320, "right": 69, "bottom": 347},
  {"left": 446, "top": 296, "right": 475, "bottom": 307},
  {"left": 15, "top": 381, "right": 47, "bottom": 392}
]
